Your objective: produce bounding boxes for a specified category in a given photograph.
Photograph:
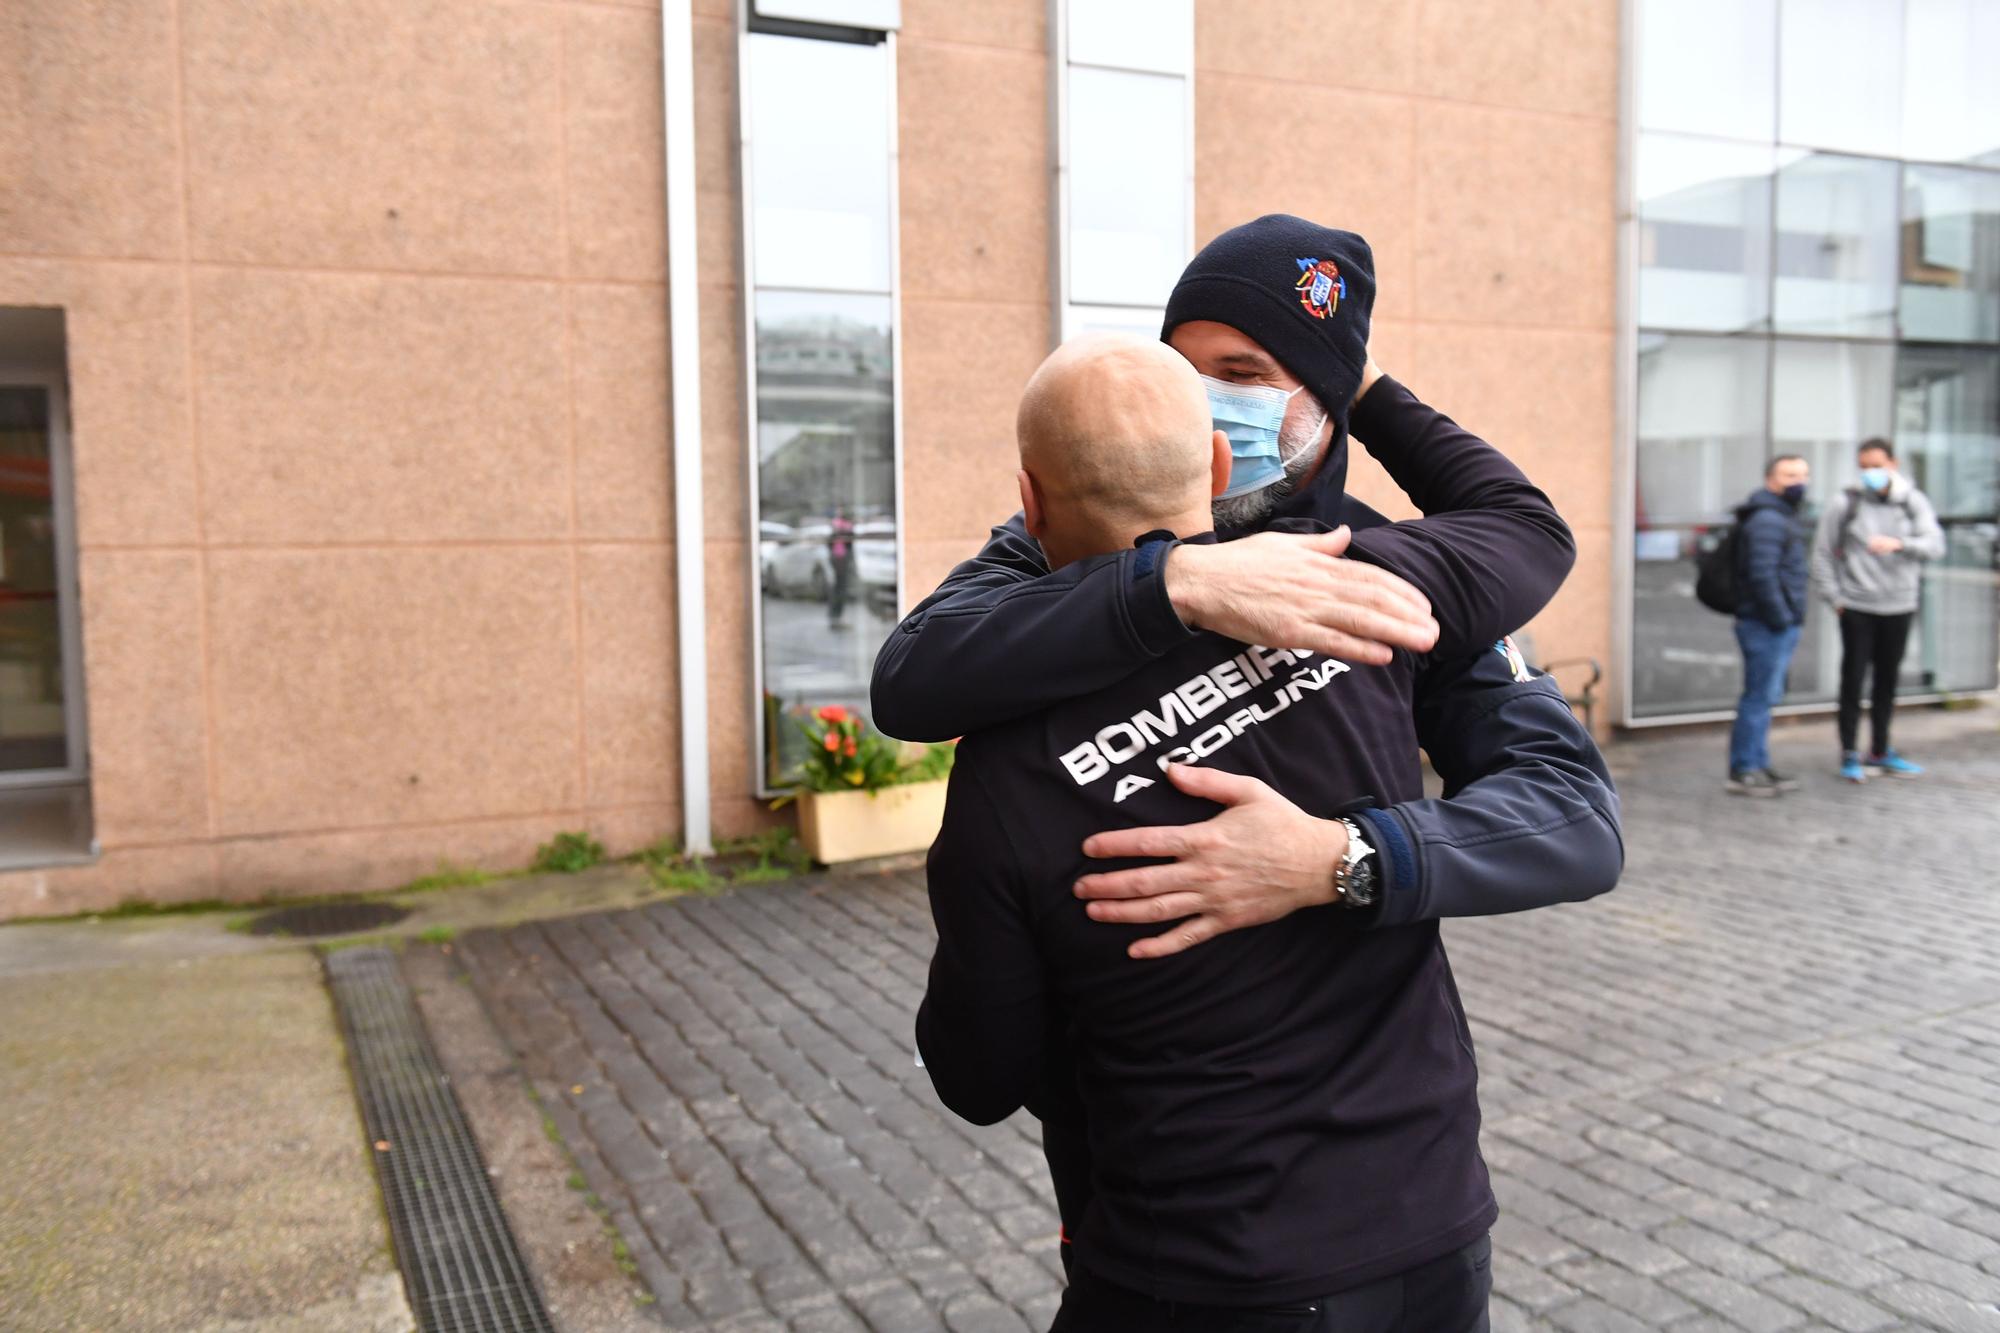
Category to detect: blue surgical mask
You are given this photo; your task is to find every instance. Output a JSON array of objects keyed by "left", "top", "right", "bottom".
[
  {"left": 1860, "top": 466, "right": 1891, "bottom": 492},
  {"left": 1782, "top": 483, "right": 1808, "bottom": 505},
  {"left": 1200, "top": 374, "right": 1303, "bottom": 499}
]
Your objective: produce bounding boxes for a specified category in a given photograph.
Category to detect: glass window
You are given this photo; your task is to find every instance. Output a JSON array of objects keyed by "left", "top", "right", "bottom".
[
  {"left": 1895, "top": 344, "right": 1999, "bottom": 520},
  {"left": 1066, "top": 66, "right": 1187, "bottom": 312},
  {"left": 1771, "top": 339, "right": 1897, "bottom": 698},
  {"left": 1771, "top": 339, "right": 1896, "bottom": 481},
  {"left": 1777, "top": 0, "right": 1902, "bottom": 158},
  {"left": 1901, "top": 164, "right": 2000, "bottom": 343},
  {"left": 1772, "top": 152, "right": 1900, "bottom": 336},
  {"left": 745, "top": 30, "right": 899, "bottom": 788},
  {"left": 1637, "top": 0, "right": 1776, "bottom": 142},
  {"left": 1637, "top": 134, "right": 1776, "bottom": 332},
  {"left": 1901, "top": 0, "right": 2000, "bottom": 166},
  {"left": 1063, "top": 304, "right": 1166, "bottom": 339},
  {"left": 1068, "top": 0, "right": 1191, "bottom": 75},
  {"left": 1631, "top": 334, "right": 1772, "bottom": 718},
  {"left": 747, "top": 34, "right": 893, "bottom": 294},
  {"left": 1628, "top": 0, "right": 2000, "bottom": 722},
  {"left": 1894, "top": 346, "right": 1999, "bottom": 697},
  {"left": 0, "top": 384, "right": 68, "bottom": 775}
]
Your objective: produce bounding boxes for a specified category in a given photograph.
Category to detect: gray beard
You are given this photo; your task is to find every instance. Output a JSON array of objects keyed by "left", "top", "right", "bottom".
[{"left": 1211, "top": 405, "right": 1329, "bottom": 530}]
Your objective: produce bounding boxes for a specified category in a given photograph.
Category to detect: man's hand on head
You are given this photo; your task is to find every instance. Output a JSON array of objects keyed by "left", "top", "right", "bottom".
[
  {"left": 1164, "top": 526, "right": 1439, "bottom": 666},
  {"left": 1072, "top": 764, "right": 1350, "bottom": 959}
]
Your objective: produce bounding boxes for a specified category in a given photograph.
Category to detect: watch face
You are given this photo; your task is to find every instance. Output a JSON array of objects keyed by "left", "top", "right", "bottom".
[{"left": 1343, "top": 857, "right": 1378, "bottom": 908}]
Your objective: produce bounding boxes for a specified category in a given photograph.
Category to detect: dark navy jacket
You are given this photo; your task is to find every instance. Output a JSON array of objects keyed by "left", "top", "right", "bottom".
[
  {"left": 874, "top": 377, "right": 1622, "bottom": 928},
  {"left": 913, "top": 383, "right": 1623, "bottom": 1303},
  {"left": 1735, "top": 488, "right": 1810, "bottom": 630}
]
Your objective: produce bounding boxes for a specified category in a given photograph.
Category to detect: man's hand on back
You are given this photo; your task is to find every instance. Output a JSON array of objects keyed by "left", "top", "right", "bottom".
[
  {"left": 1073, "top": 764, "right": 1348, "bottom": 959},
  {"left": 1164, "top": 526, "right": 1439, "bottom": 666}
]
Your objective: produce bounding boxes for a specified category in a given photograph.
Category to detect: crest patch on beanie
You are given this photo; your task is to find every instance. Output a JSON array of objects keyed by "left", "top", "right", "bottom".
[{"left": 1294, "top": 258, "right": 1345, "bottom": 320}]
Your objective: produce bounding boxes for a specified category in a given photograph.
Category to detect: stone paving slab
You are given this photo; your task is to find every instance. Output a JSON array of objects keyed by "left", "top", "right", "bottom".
[{"left": 458, "top": 708, "right": 2000, "bottom": 1331}]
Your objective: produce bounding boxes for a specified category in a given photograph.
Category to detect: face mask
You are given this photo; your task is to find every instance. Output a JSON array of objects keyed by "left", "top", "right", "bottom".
[
  {"left": 1782, "top": 483, "right": 1807, "bottom": 505},
  {"left": 1860, "top": 466, "right": 1891, "bottom": 492},
  {"left": 1200, "top": 374, "right": 1304, "bottom": 499}
]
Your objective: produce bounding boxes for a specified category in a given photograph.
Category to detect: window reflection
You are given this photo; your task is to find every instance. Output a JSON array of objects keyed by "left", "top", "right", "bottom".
[
  {"left": 1901, "top": 165, "right": 2000, "bottom": 343},
  {"left": 1067, "top": 66, "right": 1187, "bottom": 311},
  {"left": 1772, "top": 153, "right": 1900, "bottom": 336},
  {"left": 745, "top": 27, "right": 899, "bottom": 788},
  {"left": 1895, "top": 348, "right": 1998, "bottom": 695},
  {"left": 1637, "top": 134, "right": 1775, "bottom": 332},
  {"left": 1630, "top": 0, "right": 2000, "bottom": 719},
  {"left": 747, "top": 34, "right": 892, "bottom": 294},
  {"left": 1895, "top": 345, "right": 1999, "bottom": 520},
  {"left": 755, "top": 293, "right": 897, "bottom": 784},
  {"left": 1772, "top": 340, "right": 1897, "bottom": 698},
  {"left": 1632, "top": 335, "right": 1771, "bottom": 717}
]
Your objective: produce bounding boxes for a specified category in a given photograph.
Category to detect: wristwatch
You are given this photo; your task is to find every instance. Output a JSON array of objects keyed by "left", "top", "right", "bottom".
[{"left": 1332, "top": 817, "right": 1379, "bottom": 909}]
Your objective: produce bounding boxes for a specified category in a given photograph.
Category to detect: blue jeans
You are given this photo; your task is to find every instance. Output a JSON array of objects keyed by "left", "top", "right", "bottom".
[{"left": 1730, "top": 617, "right": 1801, "bottom": 774}]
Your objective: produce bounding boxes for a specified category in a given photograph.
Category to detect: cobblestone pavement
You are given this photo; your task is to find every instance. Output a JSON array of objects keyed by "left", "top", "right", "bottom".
[{"left": 458, "top": 709, "right": 2000, "bottom": 1331}]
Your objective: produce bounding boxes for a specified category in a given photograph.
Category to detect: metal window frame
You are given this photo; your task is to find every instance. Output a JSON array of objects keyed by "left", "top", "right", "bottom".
[
  {"left": 737, "top": 3, "right": 905, "bottom": 799},
  {"left": 1048, "top": 0, "right": 1196, "bottom": 345},
  {"left": 0, "top": 364, "right": 90, "bottom": 789}
]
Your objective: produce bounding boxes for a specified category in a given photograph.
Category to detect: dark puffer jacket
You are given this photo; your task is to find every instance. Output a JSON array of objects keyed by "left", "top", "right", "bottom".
[{"left": 1736, "top": 488, "right": 1809, "bottom": 630}]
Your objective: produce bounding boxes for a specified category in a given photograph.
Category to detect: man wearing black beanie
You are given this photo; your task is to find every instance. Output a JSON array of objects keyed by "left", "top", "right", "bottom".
[
  {"left": 882, "top": 214, "right": 1620, "bottom": 1328},
  {"left": 1162, "top": 214, "right": 1379, "bottom": 527}
]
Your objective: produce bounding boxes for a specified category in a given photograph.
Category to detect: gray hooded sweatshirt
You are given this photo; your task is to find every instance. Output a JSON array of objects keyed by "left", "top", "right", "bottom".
[{"left": 1809, "top": 473, "right": 1945, "bottom": 616}]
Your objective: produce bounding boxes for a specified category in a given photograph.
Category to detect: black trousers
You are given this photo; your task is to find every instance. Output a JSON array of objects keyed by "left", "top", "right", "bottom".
[
  {"left": 1837, "top": 610, "right": 1914, "bottom": 755},
  {"left": 1047, "top": 1236, "right": 1492, "bottom": 1333}
]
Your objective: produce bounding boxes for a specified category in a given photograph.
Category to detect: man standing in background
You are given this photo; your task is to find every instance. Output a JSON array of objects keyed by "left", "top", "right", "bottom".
[
  {"left": 1728, "top": 455, "right": 1811, "bottom": 797},
  {"left": 1812, "top": 438, "right": 1946, "bottom": 783}
]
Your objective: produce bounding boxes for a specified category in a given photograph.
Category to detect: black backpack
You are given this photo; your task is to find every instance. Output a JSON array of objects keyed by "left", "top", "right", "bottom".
[{"left": 1694, "top": 519, "right": 1745, "bottom": 615}]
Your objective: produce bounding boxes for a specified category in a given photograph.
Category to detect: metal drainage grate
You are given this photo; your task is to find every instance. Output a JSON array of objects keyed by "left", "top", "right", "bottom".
[
  {"left": 249, "top": 901, "right": 410, "bottom": 937},
  {"left": 325, "top": 947, "right": 556, "bottom": 1333}
]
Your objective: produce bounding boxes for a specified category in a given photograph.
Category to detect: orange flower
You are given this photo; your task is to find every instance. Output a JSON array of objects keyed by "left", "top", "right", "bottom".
[
  {"left": 815, "top": 705, "right": 851, "bottom": 724},
  {"left": 843, "top": 736, "right": 858, "bottom": 756},
  {"left": 822, "top": 731, "right": 841, "bottom": 752}
]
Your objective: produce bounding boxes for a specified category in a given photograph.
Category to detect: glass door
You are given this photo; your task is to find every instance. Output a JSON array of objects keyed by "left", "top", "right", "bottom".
[{"left": 0, "top": 375, "right": 84, "bottom": 784}]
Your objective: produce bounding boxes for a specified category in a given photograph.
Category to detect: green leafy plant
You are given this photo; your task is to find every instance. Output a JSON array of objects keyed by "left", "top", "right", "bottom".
[
  {"left": 727, "top": 828, "right": 811, "bottom": 876},
  {"left": 794, "top": 705, "right": 903, "bottom": 792},
  {"left": 416, "top": 924, "right": 458, "bottom": 944},
  {"left": 786, "top": 707, "right": 957, "bottom": 798},
  {"left": 648, "top": 856, "right": 717, "bottom": 894},
  {"left": 638, "top": 836, "right": 717, "bottom": 894},
  {"left": 533, "top": 831, "right": 605, "bottom": 874}
]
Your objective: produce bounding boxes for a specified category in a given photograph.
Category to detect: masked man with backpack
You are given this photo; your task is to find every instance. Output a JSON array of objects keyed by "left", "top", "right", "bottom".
[
  {"left": 1811, "top": 437, "right": 1946, "bottom": 782},
  {"left": 1724, "top": 455, "right": 1811, "bottom": 797}
]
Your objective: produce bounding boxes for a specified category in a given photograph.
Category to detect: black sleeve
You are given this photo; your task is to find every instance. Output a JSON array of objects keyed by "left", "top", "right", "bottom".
[
  {"left": 915, "top": 761, "right": 1048, "bottom": 1127},
  {"left": 1357, "top": 644, "right": 1623, "bottom": 928},
  {"left": 871, "top": 516, "right": 1195, "bottom": 743},
  {"left": 1740, "top": 510, "right": 1789, "bottom": 629},
  {"left": 1341, "top": 377, "right": 1576, "bottom": 656}
]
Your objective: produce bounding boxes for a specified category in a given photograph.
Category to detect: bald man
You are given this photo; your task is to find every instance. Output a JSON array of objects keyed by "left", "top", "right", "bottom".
[{"left": 914, "top": 334, "right": 1577, "bottom": 1331}]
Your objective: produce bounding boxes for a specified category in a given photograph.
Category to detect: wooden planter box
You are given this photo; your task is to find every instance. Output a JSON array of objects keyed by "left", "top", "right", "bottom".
[{"left": 796, "top": 779, "right": 949, "bottom": 865}]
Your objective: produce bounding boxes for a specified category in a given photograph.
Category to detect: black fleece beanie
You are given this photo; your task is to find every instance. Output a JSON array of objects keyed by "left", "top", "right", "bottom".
[{"left": 1161, "top": 214, "right": 1376, "bottom": 497}]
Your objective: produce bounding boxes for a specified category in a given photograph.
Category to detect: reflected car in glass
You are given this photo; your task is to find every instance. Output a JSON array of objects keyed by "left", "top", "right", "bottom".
[{"left": 764, "top": 522, "right": 835, "bottom": 600}]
